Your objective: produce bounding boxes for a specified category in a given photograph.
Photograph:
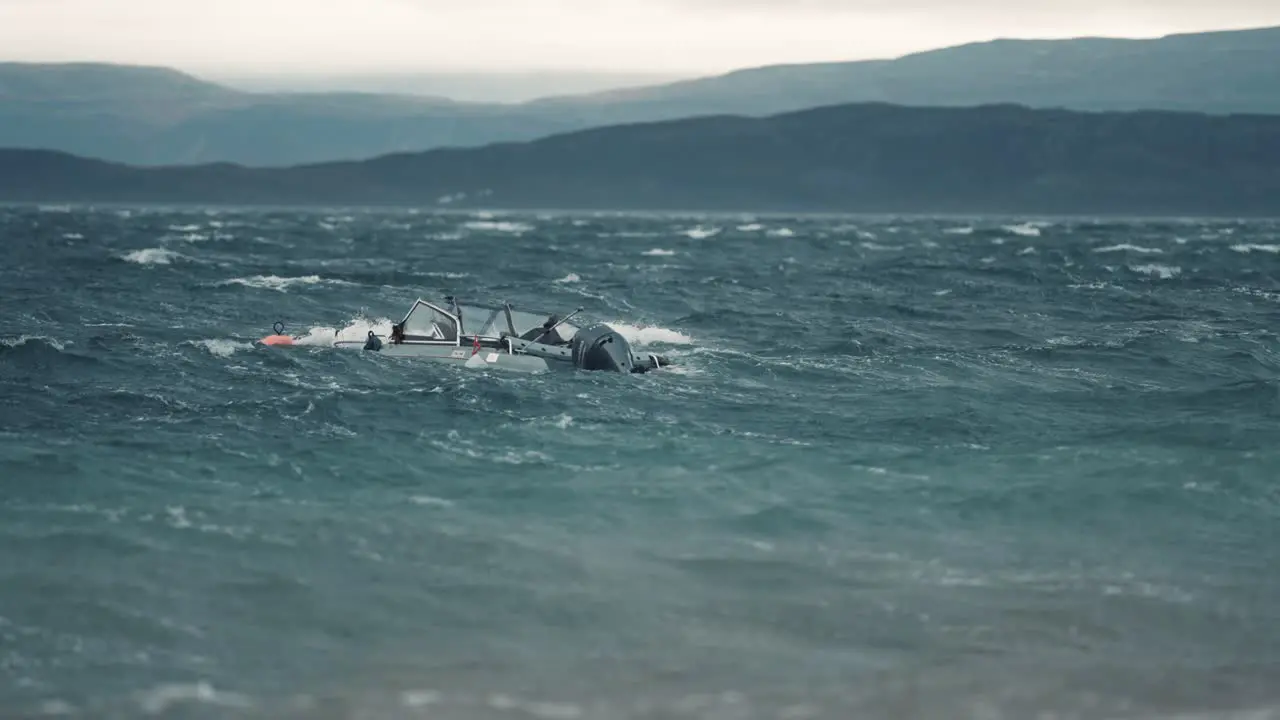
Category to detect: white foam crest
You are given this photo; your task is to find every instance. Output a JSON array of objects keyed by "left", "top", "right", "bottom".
[
  {"left": 642, "top": 248, "right": 676, "bottom": 257},
  {"left": 218, "top": 275, "right": 353, "bottom": 292},
  {"left": 943, "top": 226, "right": 974, "bottom": 235},
  {"left": 62, "top": 232, "right": 84, "bottom": 240},
  {"left": 767, "top": 227, "right": 796, "bottom": 238},
  {"left": 1233, "top": 287, "right": 1280, "bottom": 302},
  {"left": 167, "top": 224, "right": 202, "bottom": 232},
  {"left": 289, "top": 315, "right": 395, "bottom": 346},
  {"left": 1003, "top": 222, "right": 1042, "bottom": 237},
  {"left": 1094, "top": 244, "right": 1164, "bottom": 254},
  {"left": 122, "top": 248, "right": 184, "bottom": 265},
  {"left": 487, "top": 694, "right": 584, "bottom": 720},
  {"left": 408, "top": 496, "right": 456, "bottom": 508},
  {"left": 134, "top": 682, "right": 252, "bottom": 715},
  {"left": 682, "top": 226, "right": 721, "bottom": 239},
  {"left": 1018, "top": 246, "right": 1038, "bottom": 255},
  {"left": 1, "top": 335, "right": 66, "bottom": 351},
  {"left": 401, "top": 689, "right": 443, "bottom": 708},
  {"left": 195, "top": 339, "right": 254, "bottom": 358},
  {"left": 860, "top": 242, "right": 902, "bottom": 251},
  {"left": 606, "top": 323, "right": 693, "bottom": 346},
  {"left": 1069, "top": 281, "right": 1124, "bottom": 291},
  {"left": 1231, "top": 243, "right": 1280, "bottom": 254},
  {"left": 554, "top": 273, "right": 581, "bottom": 284},
  {"left": 597, "top": 230, "right": 662, "bottom": 238},
  {"left": 1130, "top": 264, "right": 1182, "bottom": 279},
  {"left": 736, "top": 223, "right": 764, "bottom": 232},
  {"left": 464, "top": 220, "right": 532, "bottom": 234}
]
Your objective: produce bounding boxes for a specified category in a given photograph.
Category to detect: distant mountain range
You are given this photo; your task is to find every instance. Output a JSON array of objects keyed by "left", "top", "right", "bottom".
[
  {"left": 4, "top": 102, "right": 1279, "bottom": 217},
  {"left": 209, "top": 70, "right": 691, "bottom": 104},
  {"left": 2, "top": 25, "right": 1279, "bottom": 166}
]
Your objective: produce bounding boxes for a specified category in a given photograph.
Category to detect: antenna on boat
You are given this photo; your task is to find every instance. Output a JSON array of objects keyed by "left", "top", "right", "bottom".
[{"left": 531, "top": 307, "right": 584, "bottom": 344}]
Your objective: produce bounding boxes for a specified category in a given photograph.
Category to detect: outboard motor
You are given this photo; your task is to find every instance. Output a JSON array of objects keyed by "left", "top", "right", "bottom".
[{"left": 570, "top": 323, "right": 634, "bottom": 373}]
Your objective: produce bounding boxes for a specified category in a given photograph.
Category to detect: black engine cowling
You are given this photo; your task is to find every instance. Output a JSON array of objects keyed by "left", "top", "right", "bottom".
[{"left": 570, "top": 323, "right": 634, "bottom": 373}]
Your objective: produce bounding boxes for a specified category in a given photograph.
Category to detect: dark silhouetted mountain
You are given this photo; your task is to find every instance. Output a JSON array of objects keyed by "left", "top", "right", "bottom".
[
  {"left": 3, "top": 102, "right": 1280, "bottom": 217},
  {"left": 3, "top": 25, "right": 1280, "bottom": 166}
]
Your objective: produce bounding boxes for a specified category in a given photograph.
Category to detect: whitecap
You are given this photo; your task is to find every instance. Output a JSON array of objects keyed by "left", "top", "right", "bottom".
[
  {"left": 682, "top": 226, "right": 721, "bottom": 239},
  {"left": 401, "top": 690, "right": 443, "bottom": 708},
  {"left": 194, "top": 339, "right": 254, "bottom": 358},
  {"left": 554, "top": 273, "right": 581, "bottom": 284},
  {"left": 217, "top": 275, "right": 352, "bottom": 292},
  {"left": 1, "top": 335, "right": 67, "bottom": 351},
  {"left": 1231, "top": 243, "right": 1280, "bottom": 254},
  {"left": 943, "top": 226, "right": 974, "bottom": 235},
  {"left": 1094, "top": 244, "right": 1164, "bottom": 254},
  {"left": 1003, "top": 222, "right": 1042, "bottom": 237},
  {"left": 487, "top": 694, "right": 583, "bottom": 720},
  {"left": 605, "top": 323, "right": 693, "bottom": 346},
  {"left": 1129, "top": 264, "right": 1182, "bottom": 279},
  {"left": 291, "top": 315, "right": 395, "bottom": 346},
  {"left": 464, "top": 220, "right": 532, "bottom": 234},
  {"left": 642, "top": 248, "right": 676, "bottom": 257},
  {"left": 122, "top": 248, "right": 184, "bottom": 265},
  {"left": 767, "top": 228, "right": 796, "bottom": 238},
  {"left": 135, "top": 682, "right": 252, "bottom": 715},
  {"left": 598, "top": 230, "right": 662, "bottom": 238},
  {"left": 736, "top": 223, "right": 764, "bottom": 232},
  {"left": 408, "top": 496, "right": 455, "bottom": 509}
]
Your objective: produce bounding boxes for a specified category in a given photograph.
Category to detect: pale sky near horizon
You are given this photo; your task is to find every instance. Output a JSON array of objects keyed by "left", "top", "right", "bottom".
[{"left": 2, "top": 0, "right": 1279, "bottom": 76}]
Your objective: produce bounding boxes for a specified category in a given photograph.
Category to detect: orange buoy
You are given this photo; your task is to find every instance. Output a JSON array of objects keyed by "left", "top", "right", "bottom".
[{"left": 260, "top": 321, "right": 295, "bottom": 347}]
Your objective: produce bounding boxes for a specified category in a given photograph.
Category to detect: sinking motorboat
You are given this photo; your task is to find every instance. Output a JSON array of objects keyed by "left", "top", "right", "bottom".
[{"left": 261, "top": 295, "right": 674, "bottom": 374}]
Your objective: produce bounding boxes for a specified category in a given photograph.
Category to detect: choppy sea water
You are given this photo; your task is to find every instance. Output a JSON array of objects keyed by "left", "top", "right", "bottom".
[{"left": 2, "top": 206, "right": 1279, "bottom": 719}]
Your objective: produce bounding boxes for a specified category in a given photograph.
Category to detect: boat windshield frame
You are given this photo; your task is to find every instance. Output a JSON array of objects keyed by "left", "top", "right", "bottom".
[
  {"left": 454, "top": 301, "right": 512, "bottom": 340},
  {"left": 398, "top": 299, "right": 461, "bottom": 345},
  {"left": 399, "top": 296, "right": 583, "bottom": 345}
]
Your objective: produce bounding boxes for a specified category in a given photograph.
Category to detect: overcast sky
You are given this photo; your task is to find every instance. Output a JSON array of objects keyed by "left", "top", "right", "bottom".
[{"left": 2, "top": 0, "right": 1278, "bottom": 76}]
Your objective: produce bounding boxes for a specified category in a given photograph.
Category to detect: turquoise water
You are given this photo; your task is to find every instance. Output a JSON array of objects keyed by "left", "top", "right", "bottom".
[{"left": 2, "top": 207, "right": 1278, "bottom": 718}]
